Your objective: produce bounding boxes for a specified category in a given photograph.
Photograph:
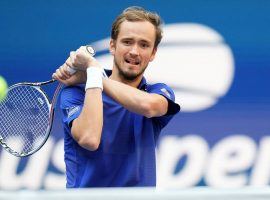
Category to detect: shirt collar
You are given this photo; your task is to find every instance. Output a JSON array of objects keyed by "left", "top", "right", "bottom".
[{"left": 138, "top": 76, "right": 147, "bottom": 91}]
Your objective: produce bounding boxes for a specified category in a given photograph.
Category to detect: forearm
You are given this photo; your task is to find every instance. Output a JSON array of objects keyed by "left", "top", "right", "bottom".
[
  {"left": 103, "top": 78, "right": 168, "bottom": 118},
  {"left": 71, "top": 88, "right": 103, "bottom": 150}
]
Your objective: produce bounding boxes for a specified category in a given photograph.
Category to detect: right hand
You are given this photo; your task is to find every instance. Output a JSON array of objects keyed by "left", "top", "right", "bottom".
[
  {"left": 52, "top": 63, "right": 87, "bottom": 86},
  {"left": 66, "top": 47, "right": 101, "bottom": 71}
]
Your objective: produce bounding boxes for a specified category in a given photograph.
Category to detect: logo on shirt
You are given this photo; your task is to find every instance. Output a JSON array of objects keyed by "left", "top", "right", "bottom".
[
  {"left": 161, "top": 88, "right": 171, "bottom": 98},
  {"left": 67, "top": 106, "right": 80, "bottom": 118}
]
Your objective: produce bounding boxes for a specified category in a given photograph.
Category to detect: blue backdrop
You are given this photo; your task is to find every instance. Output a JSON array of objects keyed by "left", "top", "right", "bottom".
[{"left": 0, "top": 0, "right": 269, "bottom": 189}]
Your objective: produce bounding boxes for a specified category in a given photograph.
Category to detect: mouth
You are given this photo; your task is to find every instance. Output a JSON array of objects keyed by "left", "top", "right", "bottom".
[{"left": 124, "top": 57, "right": 140, "bottom": 66}]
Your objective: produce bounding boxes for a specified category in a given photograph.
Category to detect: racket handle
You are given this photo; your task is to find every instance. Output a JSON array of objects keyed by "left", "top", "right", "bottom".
[
  {"left": 86, "top": 45, "right": 95, "bottom": 56},
  {"left": 66, "top": 45, "right": 95, "bottom": 76},
  {"left": 67, "top": 66, "right": 77, "bottom": 75}
]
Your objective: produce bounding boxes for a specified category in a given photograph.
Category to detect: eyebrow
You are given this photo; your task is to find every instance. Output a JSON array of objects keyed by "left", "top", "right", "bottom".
[{"left": 121, "top": 37, "right": 152, "bottom": 44}]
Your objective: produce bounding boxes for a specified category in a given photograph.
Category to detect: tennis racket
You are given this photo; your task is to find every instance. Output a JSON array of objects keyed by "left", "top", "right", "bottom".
[{"left": 0, "top": 45, "right": 95, "bottom": 157}]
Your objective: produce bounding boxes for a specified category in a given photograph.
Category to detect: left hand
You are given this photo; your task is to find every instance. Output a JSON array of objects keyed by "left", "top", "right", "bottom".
[
  {"left": 66, "top": 46, "right": 101, "bottom": 71},
  {"left": 52, "top": 63, "right": 87, "bottom": 85}
]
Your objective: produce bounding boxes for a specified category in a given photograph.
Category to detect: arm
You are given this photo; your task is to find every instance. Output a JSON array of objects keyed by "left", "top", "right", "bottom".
[
  {"left": 103, "top": 78, "right": 168, "bottom": 118},
  {"left": 53, "top": 46, "right": 168, "bottom": 119},
  {"left": 71, "top": 88, "right": 103, "bottom": 151},
  {"left": 53, "top": 47, "right": 103, "bottom": 151}
]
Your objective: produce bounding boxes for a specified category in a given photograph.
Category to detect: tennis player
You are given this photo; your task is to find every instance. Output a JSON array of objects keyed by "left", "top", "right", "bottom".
[{"left": 53, "top": 6, "right": 180, "bottom": 187}]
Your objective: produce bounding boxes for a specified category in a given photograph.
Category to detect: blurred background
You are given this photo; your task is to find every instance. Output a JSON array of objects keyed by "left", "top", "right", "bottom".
[{"left": 0, "top": 0, "right": 270, "bottom": 190}]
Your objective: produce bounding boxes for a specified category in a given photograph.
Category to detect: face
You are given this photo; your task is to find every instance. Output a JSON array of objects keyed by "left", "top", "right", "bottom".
[{"left": 110, "top": 20, "right": 157, "bottom": 81}]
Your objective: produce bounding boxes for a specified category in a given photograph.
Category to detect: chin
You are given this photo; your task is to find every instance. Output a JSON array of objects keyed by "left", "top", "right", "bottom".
[
  {"left": 123, "top": 72, "right": 139, "bottom": 80},
  {"left": 116, "top": 61, "right": 145, "bottom": 80},
  {"left": 120, "top": 69, "right": 140, "bottom": 81}
]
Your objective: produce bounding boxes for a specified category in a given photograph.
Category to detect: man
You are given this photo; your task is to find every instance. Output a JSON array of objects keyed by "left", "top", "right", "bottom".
[{"left": 52, "top": 6, "right": 180, "bottom": 188}]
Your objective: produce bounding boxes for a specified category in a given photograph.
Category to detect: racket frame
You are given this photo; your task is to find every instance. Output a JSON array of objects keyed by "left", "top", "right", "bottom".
[
  {"left": 0, "top": 45, "right": 96, "bottom": 157},
  {"left": 0, "top": 79, "right": 62, "bottom": 157}
]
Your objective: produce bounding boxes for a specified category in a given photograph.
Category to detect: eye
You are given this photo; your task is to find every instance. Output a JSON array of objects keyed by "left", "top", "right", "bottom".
[
  {"left": 141, "top": 42, "right": 150, "bottom": 48},
  {"left": 122, "top": 40, "right": 132, "bottom": 45}
]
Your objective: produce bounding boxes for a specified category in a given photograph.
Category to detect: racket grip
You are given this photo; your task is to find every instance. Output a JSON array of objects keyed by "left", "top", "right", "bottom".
[
  {"left": 66, "top": 45, "right": 95, "bottom": 76},
  {"left": 67, "top": 66, "right": 77, "bottom": 75}
]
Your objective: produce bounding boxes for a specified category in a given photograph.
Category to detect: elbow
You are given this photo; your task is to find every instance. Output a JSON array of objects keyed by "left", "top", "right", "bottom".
[
  {"left": 77, "top": 133, "right": 101, "bottom": 151},
  {"left": 71, "top": 120, "right": 102, "bottom": 151},
  {"left": 141, "top": 97, "right": 167, "bottom": 118},
  {"left": 78, "top": 135, "right": 100, "bottom": 151},
  {"left": 141, "top": 101, "right": 156, "bottom": 118}
]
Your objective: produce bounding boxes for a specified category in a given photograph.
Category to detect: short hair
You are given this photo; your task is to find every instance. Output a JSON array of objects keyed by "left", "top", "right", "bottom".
[{"left": 111, "top": 6, "right": 163, "bottom": 48}]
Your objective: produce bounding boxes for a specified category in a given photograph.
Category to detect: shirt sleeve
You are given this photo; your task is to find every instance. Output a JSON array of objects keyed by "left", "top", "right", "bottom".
[
  {"left": 147, "top": 83, "right": 180, "bottom": 129},
  {"left": 60, "top": 85, "right": 85, "bottom": 130}
]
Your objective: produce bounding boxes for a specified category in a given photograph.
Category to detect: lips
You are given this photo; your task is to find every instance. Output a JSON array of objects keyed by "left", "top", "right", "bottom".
[{"left": 125, "top": 57, "right": 140, "bottom": 65}]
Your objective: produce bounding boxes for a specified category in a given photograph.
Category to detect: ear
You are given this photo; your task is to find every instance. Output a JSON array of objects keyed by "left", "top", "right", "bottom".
[
  {"left": 149, "top": 47, "right": 157, "bottom": 62},
  {"left": 109, "top": 39, "right": 116, "bottom": 56}
]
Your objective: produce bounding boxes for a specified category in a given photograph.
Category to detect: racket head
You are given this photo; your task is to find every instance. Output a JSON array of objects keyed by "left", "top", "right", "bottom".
[{"left": 0, "top": 83, "right": 53, "bottom": 157}]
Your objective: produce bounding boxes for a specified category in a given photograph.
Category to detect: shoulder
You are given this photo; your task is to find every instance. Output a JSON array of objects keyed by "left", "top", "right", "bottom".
[
  {"left": 147, "top": 82, "right": 180, "bottom": 115},
  {"left": 147, "top": 83, "right": 176, "bottom": 101}
]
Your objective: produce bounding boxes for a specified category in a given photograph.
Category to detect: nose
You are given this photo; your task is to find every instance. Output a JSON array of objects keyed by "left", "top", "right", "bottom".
[{"left": 129, "top": 44, "right": 139, "bottom": 56}]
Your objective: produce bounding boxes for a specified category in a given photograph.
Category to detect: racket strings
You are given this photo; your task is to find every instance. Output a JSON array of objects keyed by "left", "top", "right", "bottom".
[
  {"left": 0, "top": 85, "right": 50, "bottom": 155},
  {"left": 1, "top": 86, "right": 40, "bottom": 139}
]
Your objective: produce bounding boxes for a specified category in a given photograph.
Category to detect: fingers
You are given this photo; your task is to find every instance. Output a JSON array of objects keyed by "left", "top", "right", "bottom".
[
  {"left": 52, "top": 69, "right": 87, "bottom": 86},
  {"left": 71, "top": 47, "right": 93, "bottom": 69},
  {"left": 76, "top": 48, "right": 90, "bottom": 60},
  {"left": 69, "top": 51, "right": 76, "bottom": 65},
  {"left": 65, "top": 51, "right": 79, "bottom": 74},
  {"left": 60, "top": 64, "right": 72, "bottom": 77},
  {"left": 65, "top": 57, "right": 73, "bottom": 69},
  {"left": 52, "top": 64, "right": 72, "bottom": 81},
  {"left": 65, "top": 48, "right": 90, "bottom": 70},
  {"left": 79, "top": 46, "right": 87, "bottom": 52},
  {"left": 52, "top": 45, "right": 97, "bottom": 82}
]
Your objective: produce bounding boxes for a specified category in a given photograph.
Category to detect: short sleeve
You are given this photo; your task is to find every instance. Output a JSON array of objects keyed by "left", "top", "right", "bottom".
[
  {"left": 60, "top": 85, "right": 85, "bottom": 129},
  {"left": 147, "top": 83, "right": 180, "bottom": 129}
]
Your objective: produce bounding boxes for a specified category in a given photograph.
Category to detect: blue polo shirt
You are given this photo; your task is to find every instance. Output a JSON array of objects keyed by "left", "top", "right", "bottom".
[{"left": 60, "top": 73, "right": 180, "bottom": 188}]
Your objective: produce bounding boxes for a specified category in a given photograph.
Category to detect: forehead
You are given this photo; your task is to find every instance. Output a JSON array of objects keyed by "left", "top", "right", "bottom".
[{"left": 118, "top": 20, "right": 156, "bottom": 43}]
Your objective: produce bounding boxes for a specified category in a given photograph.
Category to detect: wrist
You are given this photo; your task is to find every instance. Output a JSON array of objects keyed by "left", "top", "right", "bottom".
[
  {"left": 87, "top": 58, "right": 100, "bottom": 69},
  {"left": 85, "top": 67, "right": 106, "bottom": 91}
]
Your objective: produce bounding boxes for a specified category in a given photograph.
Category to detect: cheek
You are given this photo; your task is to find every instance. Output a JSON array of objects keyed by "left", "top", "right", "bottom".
[
  {"left": 114, "top": 51, "right": 124, "bottom": 64},
  {"left": 143, "top": 53, "right": 154, "bottom": 62},
  {"left": 114, "top": 47, "right": 124, "bottom": 56}
]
